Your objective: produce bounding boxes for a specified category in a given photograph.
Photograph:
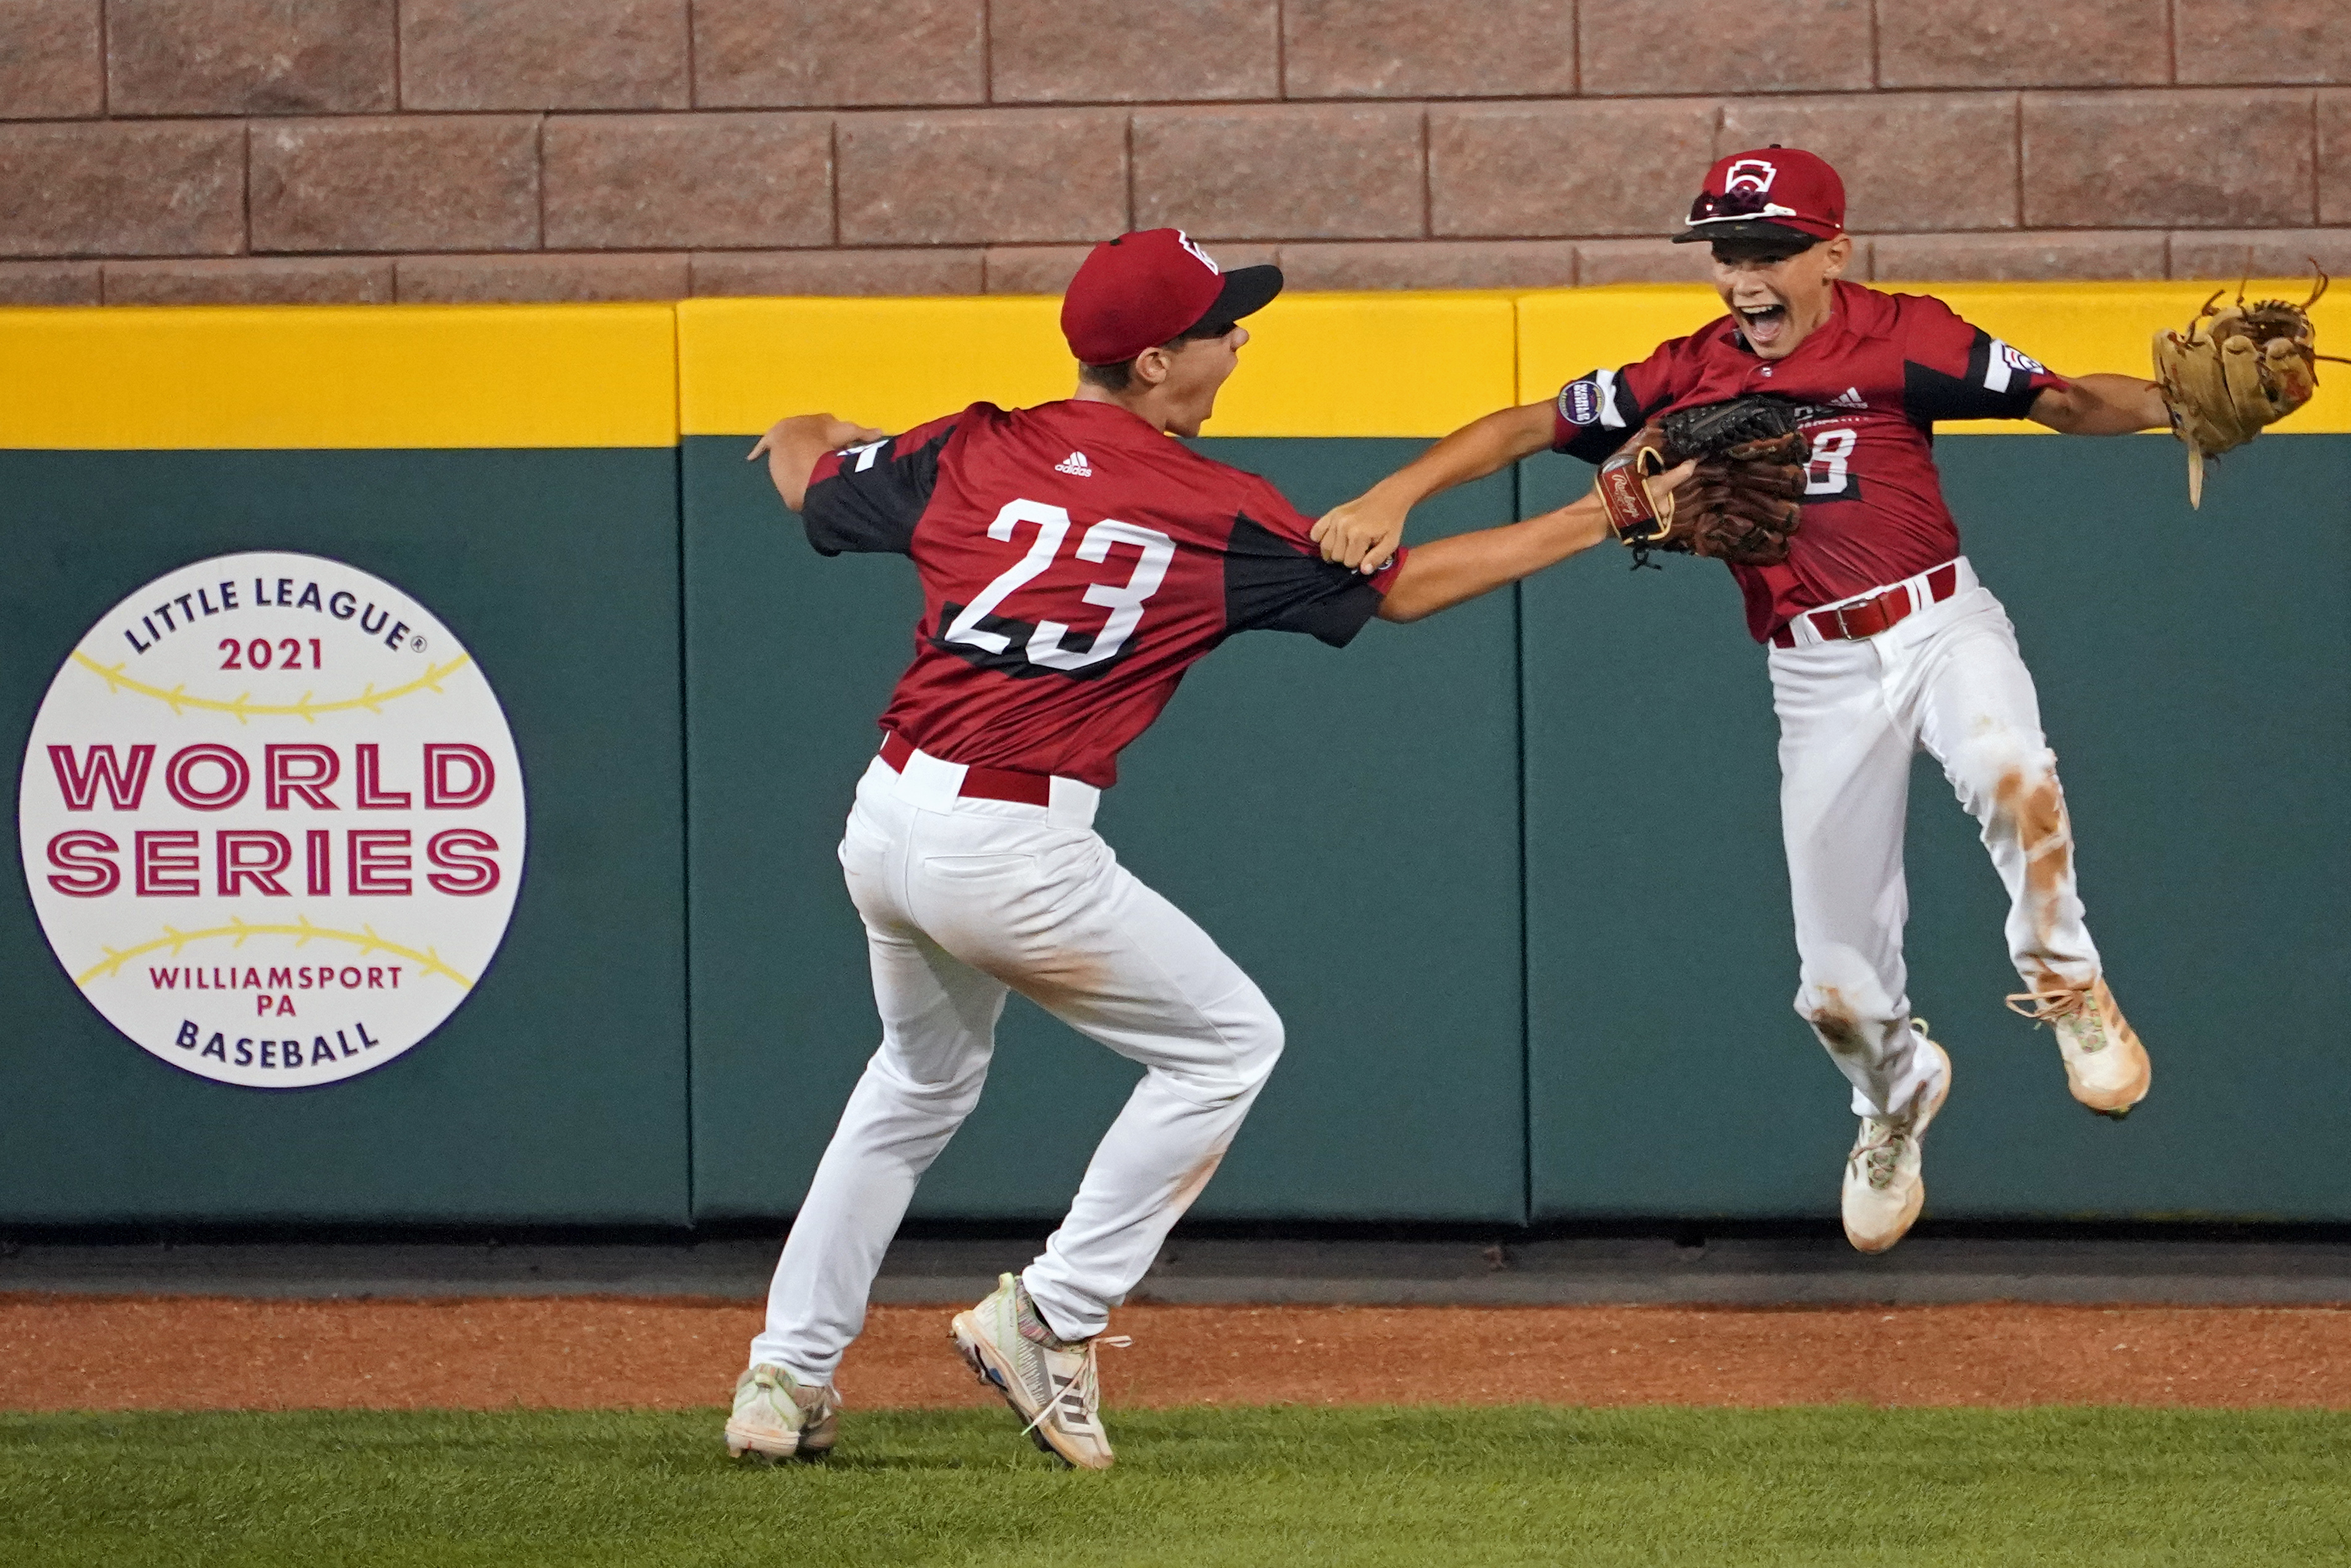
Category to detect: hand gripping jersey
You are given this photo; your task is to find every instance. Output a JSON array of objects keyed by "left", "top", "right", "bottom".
[
  {"left": 801, "top": 399, "right": 1405, "bottom": 788},
  {"left": 1551, "top": 281, "right": 2067, "bottom": 642}
]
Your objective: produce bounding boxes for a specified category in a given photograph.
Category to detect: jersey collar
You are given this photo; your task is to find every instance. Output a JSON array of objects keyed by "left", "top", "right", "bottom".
[{"left": 1051, "top": 396, "right": 1193, "bottom": 446}]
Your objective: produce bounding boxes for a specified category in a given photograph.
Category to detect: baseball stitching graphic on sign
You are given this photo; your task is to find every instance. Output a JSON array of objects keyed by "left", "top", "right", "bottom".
[{"left": 17, "top": 551, "right": 527, "bottom": 1088}]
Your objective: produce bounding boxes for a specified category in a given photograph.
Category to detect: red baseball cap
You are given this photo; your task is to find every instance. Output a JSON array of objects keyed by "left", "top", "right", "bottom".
[
  {"left": 1060, "top": 229, "right": 1284, "bottom": 366},
  {"left": 1671, "top": 147, "right": 1845, "bottom": 247}
]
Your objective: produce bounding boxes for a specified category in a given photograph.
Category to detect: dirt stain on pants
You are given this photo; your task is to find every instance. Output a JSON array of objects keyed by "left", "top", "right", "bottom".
[{"left": 1993, "top": 763, "right": 2076, "bottom": 984}]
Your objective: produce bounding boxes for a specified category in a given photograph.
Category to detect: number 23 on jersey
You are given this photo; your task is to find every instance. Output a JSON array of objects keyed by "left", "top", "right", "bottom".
[{"left": 941, "top": 498, "right": 1176, "bottom": 673}]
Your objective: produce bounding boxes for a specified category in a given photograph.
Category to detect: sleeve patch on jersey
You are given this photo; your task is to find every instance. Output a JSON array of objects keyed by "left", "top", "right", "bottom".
[
  {"left": 1553, "top": 367, "right": 1645, "bottom": 462},
  {"left": 1559, "top": 375, "right": 1606, "bottom": 427},
  {"left": 1992, "top": 340, "right": 2048, "bottom": 383}
]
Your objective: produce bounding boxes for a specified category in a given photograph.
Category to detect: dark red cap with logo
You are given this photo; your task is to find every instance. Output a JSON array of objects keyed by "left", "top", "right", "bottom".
[
  {"left": 1060, "top": 229, "right": 1284, "bottom": 366},
  {"left": 1671, "top": 147, "right": 1846, "bottom": 248}
]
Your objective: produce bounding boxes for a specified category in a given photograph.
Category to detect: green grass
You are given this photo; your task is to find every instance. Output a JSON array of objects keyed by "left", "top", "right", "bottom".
[{"left": 2, "top": 1406, "right": 2347, "bottom": 1567}]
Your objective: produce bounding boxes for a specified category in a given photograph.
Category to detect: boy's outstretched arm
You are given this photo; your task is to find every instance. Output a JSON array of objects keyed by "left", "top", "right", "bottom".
[
  {"left": 749, "top": 414, "right": 889, "bottom": 512},
  {"left": 2029, "top": 375, "right": 2169, "bottom": 435},
  {"left": 1314, "top": 400, "right": 1557, "bottom": 574},
  {"left": 1376, "top": 459, "right": 1694, "bottom": 623}
]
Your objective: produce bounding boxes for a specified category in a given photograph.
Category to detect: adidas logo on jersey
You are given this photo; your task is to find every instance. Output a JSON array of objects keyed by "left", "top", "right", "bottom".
[
  {"left": 1054, "top": 451, "right": 1093, "bottom": 477},
  {"left": 1828, "top": 386, "right": 1867, "bottom": 410}
]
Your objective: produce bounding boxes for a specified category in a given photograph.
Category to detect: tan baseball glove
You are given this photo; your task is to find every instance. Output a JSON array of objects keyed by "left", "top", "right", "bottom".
[{"left": 2154, "top": 268, "right": 2336, "bottom": 508}]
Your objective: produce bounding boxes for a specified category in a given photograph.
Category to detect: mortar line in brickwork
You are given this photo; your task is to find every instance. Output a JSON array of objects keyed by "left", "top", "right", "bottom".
[
  {"left": 829, "top": 121, "right": 841, "bottom": 248},
  {"left": 685, "top": 0, "right": 699, "bottom": 111},
  {"left": 1124, "top": 116, "right": 1136, "bottom": 231},
  {"left": 96, "top": 0, "right": 109, "bottom": 116},
  {"left": 534, "top": 116, "right": 547, "bottom": 250},
  {"left": 2313, "top": 96, "right": 2324, "bottom": 225},
  {"left": 35, "top": 84, "right": 2272, "bottom": 132},
  {"left": 1276, "top": 0, "right": 1288, "bottom": 100},
  {"left": 654, "top": 89, "right": 2089, "bottom": 118},
  {"left": 411, "top": 87, "right": 2279, "bottom": 126},
  {"left": 1866, "top": 0, "right": 1880, "bottom": 89},
  {"left": 2165, "top": 0, "right": 2178, "bottom": 85},
  {"left": 982, "top": 0, "right": 994, "bottom": 104},
  {"left": 392, "top": 0, "right": 405, "bottom": 111},
  {"left": 2013, "top": 95, "right": 2025, "bottom": 230},
  {"left": 1419, "top": 109, "right": 1432, "bottom": 238},
  {"left": 239, "top": 122, "right": 251, "bottom": 261}
]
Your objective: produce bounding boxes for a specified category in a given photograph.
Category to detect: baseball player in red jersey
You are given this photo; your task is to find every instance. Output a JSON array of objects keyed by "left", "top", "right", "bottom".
[
  {"left": 1315, "top": 150, "right": 2167, "bottom": 1256},
  {"left": 725, "top": 229, "right": 1696, "bottom": 1468}
]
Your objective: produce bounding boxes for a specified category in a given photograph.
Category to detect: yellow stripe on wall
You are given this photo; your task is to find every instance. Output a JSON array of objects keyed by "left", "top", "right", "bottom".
[
  {"left": 2, "top": 284, "right": 2344, "bottom": 450},
  {"left": 1516, "top": 280, "right": 2351, "bottom": 435},
  {"left": 1211, "top": 292, "right": 1515, "bottom": 438},
  {"left": 679, "top": 291, "right": 1517, "bottom": 440},
  {"left": 0, "top": 304, "right": 678, "bottom": 449},
  {"left": 680, "top": 296, "right": 1070, "bottom": 441}
]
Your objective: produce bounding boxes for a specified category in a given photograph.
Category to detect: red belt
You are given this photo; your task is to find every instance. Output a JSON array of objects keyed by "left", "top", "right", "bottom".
[
  {"left": 879, "top": 731, "right": 1052, "bottom": 807},
  {"left": 1771, "top": 563, "right": 1960, "bottom": 649}
]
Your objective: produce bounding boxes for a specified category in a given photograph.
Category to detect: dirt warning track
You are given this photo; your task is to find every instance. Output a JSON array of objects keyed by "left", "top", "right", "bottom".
[{"left": 6, "top": 1297, "right": 2350, "bottom": 1412}]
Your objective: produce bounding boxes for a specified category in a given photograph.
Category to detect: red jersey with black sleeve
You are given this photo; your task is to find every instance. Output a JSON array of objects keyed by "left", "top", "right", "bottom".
[
  {"left": 1549, "top": 280, "right": 2068, "bottom": 643},
  {"left": 800, "top": 398, "right": 1406, "bottom": 789}
]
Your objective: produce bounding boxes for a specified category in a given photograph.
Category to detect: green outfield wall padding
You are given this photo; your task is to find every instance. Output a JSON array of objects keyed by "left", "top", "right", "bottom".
[
  {"left": 0, "top": 451, "right": 691, "bottom": 1223},
  {"left": 1520, "top": 434, "right": 2351, "bottom": 1221},
  {"left": 7, "top": 428, "right": 2346, "bottom": 1228},
  {"left": 683, "top": 435, "right": 1525, "bottom": 1223}
]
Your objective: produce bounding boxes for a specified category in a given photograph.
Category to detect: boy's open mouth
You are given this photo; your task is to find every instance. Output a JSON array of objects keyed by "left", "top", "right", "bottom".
[{"left": 1738, "top": 302, "right": 1791, "bottom": 347}]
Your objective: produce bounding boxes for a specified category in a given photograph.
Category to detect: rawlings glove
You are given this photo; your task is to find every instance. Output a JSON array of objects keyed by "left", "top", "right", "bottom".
[
  {"left": 2154, "top": 268, "right": 2337, "bottom": 508},
  {"left": 1597, "top": 397, "right": 1810, "bottom": 569}
]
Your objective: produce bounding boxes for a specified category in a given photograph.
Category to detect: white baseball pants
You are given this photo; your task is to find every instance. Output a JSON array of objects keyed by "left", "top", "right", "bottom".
[
  {"left": 1769, "top": 558, "right": 2099, "bottom": 1120},
  {"left": 749, "top": 752, "right": 1282, "bottom": 1381}
]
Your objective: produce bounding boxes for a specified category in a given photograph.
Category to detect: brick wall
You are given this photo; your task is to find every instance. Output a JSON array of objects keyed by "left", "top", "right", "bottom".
[{"left": 1, "top": 0, "right": 2347, "bottom": 306}]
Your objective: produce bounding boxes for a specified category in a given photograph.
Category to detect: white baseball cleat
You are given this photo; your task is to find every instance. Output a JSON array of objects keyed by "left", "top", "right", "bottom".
[
  {"left": 724, "top": 1363, "right": 840, "bottom": 1462},
  {"left": 1841, "top": 1028, "right": 1952, "bottom": 1255},
  {"left": 950, "top": 1272, "right": 1124, "bottom": 1471},
  {"left": 2008, "top": 974, "right": 2150, "bottom": 1119}
]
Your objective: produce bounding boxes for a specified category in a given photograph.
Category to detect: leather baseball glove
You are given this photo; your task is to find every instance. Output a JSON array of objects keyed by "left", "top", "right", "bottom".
[
  {"left": 2154, "top": 268, "right": 2336, "bottom": 508},
  {"left": 1596, "top": 396, "right": 1810, "bottom": 568}
]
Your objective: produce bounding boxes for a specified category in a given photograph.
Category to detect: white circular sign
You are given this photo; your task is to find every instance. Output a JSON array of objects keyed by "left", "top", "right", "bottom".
[{"left": 17, "top": 552, "right": 526, "bottom": 1088}]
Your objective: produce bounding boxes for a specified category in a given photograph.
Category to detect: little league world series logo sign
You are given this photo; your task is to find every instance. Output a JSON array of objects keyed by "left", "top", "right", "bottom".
[{"left": 15, "top": 551, "right": 526, "bottom": 1088}]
